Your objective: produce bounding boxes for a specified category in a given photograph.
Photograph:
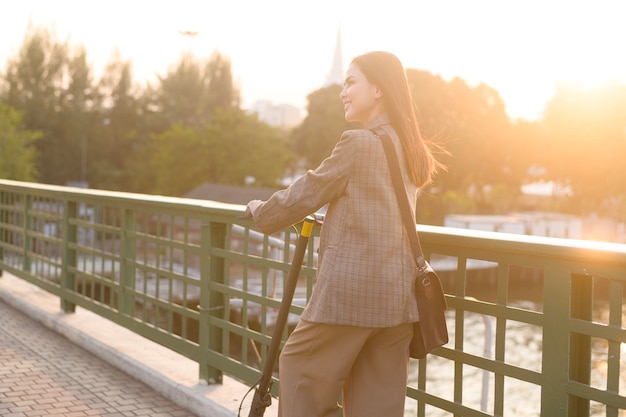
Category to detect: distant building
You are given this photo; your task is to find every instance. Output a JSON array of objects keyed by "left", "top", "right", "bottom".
[
  {"left": 444, "top": 211, "right": 625, "bottom": 243},
  {"left": 184, "top": 182, "right": 279, "bottom": 205},
  {"left": 323, "top": 26, "right": 344, "bottom": 87},
  {"left": 247, "top": 26, "right": 344, "bottom": 128},
  {"left": 248, "top": 101, "right": 302, "bottom": 128},
  {"left": 444, "top": 212, "right": 583, "bottom": 239}
]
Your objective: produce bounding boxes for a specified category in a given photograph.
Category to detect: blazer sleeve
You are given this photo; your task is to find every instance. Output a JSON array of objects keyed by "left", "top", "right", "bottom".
[{"left": 248, "top": 130, "right": 357, "bottom": 234}]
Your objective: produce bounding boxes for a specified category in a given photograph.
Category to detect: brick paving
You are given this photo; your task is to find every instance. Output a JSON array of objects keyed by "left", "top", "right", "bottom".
[{"left": 0, "top": 300, "right": 197, "bottom": 417}]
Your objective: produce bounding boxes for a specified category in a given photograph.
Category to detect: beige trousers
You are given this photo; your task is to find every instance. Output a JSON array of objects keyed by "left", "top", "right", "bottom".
[{"left": 277, "top": 320, "right": 412, "bottom": 417}]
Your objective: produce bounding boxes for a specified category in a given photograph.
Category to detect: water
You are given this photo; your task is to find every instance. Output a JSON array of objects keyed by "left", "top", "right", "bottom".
[{"left": 405, "top": 301, "right": 626, "bottom": 416}]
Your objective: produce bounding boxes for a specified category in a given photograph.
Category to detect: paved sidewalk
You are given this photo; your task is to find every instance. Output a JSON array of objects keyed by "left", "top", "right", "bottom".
[
  {"left": 0, "top": 273, "right": 278, "bottom": 417},
  {"left": 0, "top": 300, "right": 193, "bottom": 417}
]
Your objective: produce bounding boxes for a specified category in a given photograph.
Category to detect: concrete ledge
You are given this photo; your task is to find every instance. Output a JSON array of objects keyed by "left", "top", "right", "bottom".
[{"left": 0, "top": 273, "right": 278, "bottom": 417}]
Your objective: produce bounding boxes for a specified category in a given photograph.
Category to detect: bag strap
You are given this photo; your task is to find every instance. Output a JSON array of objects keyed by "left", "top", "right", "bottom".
[{"left": 371, "top": 128, "right": 428, "bottom": 272}]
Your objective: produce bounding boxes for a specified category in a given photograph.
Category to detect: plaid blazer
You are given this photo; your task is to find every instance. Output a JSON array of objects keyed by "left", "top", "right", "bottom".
[{"left": 248, "top": 113, "right": 419, "bottom": 327}]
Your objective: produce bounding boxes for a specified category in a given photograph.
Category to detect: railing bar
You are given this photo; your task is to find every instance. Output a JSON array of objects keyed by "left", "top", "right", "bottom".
[
  {"left": 123, "top": 289, "right": 201, "bottom": 318},
  {"left": 130, "top": 264, "right": 199, "bottom": 283},
  {"left": 222, "top": 225, "right": 233, "bottom": 358},
  {"left": 127, "top": 231, "right": 202, "bottom": 252},
  {"left": 454, "top": 258, "right": 468, "bottom": 348},
  {"left": 438, "top": 348, "right": 542, "bottom": 384},
  {"left": 211, "top": 247, "right": 291, "bottom": 270},
  {"left": 280, "top": 229, "right": 293, "bottom": 343},
  {"left": 237, "top": 225, "right": 248, "bottom": 361},
  {"left": 567, "top": 380, "right": 626, "bottom": 409},
  {"left": 493, "top": 263, "right": 509, "bottom": 417},
  {"left": 86, "top": 263, "right": 93, "bottom": 300},
  {"left": 452, "top": 258, "right": 467, "bottom": 409},
  {"left": 141, "top": 219, "right": 149, "bottom": 322},
  {"left": 407, "top": 385, "right": 492, "bottom": 417},
  {"left": 209, "top": 317, "right": 271, "bottom": 345},
  {"left": 260, "top": 232, "right": 270, "bottom": 352},
  {"left": 241, "top": 225, "right": 251, "bottom": 365},
  {"left": 168, "top": 214, "right": 175, "bottom": 279},
  {"left": 569, "top": 319, "right": 626, "bottom": 342},
  {"left": 455, "top": 256, "right": 467, "bottom": 298},
  {"left": 140, "top": 212, "right": 148, "bottom": 288},
  {"left": 448, "top": 298, "right": 543, "bottom": 325},
  {"left": 4, "top": 180, "right": 626, "bottom": 417},
  {"left": 183, "top": 218, "right": 189, "bottom": 319},
  {"left": 495, "top": 265, "right": 509, "bottom": 366},
  {"left": 607, "top": 280, "right": 623, "bottom": 397},
  {"left": 168, "top": 275, "right": 174, "bottom": 332},
  {"left": 416, "top": 358, "right": 426, "bottom": 417},
  {"left": 89, "top": 207, "right": 102, "bottom": 306},
  {"left": 155, "top": 213, "right": 162, "bottom": 304},
  {"left": 94, "top": 206, "right": 102, "bottom": 281}
]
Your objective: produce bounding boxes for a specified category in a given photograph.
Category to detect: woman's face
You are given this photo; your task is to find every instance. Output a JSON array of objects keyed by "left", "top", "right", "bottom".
[{"left": 340, "top": 63, "right": 383, "bottom": 125}]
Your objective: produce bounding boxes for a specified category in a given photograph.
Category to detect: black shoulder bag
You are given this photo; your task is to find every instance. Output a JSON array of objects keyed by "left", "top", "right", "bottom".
[{"left": 374, "top": 129, "right": 449, "bottom": 359}]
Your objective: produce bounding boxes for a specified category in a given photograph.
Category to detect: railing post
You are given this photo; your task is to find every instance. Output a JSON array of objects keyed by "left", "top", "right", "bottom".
[
  {"left": 23, "top": 195, "right": 32, "bottom": 273},
  {"left": 120, "top": 208, "right": 136, "bottom": 315},
  {"left": 569, "top": 273, "right": 592, "bottom": 416},
  {"left": 541, "top": 268, "right": 571, "bottom": 416},
  {"left": 198, "top": 220, "right": 226, "bottom": 383},
  {"left": 61, "top": 200, "right": 77, "bottom": 313}
]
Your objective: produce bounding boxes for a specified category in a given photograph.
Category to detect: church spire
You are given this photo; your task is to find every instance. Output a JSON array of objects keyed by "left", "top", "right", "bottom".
[{"left": 324, "top": 26, "right": 344, "bottom": 87}]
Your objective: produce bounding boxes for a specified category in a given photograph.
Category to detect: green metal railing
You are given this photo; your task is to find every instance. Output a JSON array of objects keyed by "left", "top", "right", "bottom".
[{"left": 1, "top": 179, "right": 625, "bottom": 417}]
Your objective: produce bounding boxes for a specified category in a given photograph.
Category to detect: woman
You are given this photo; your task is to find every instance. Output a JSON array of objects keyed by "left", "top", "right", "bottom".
[{"left": 246, "top": 51, "right": 442, "bottom": 417}]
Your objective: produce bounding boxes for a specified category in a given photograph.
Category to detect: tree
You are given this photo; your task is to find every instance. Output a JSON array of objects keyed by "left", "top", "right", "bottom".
[
  {"left": 89, "top": 50, "right": 143, "bottom": 190},
  {"left": 152, "top": 51, "right": 241, "bottom": 129},
  {"left": 541, "top": 81, "right": 626, "bottom": 214},
  {"left": 1, "top": 25, "right": 98, "bottom": 185},
  {"left": 58, "top": 45, "right": 98, "bottom": 184},
  {"left": 204, "top": 108, "right": 291, "bottom": 188},
  {"left": 407, "top": 70, "right": 521, "bottom": 213},
  {"left": 0, "top": 104, "right": 41, "bottom": 181},
  {"left": 204, "top": 51, "right": 240, "bottom": 111},
  {"left": 290, "top": 84, "right": 358, "bottom": 168},
  {"left": 147, "top": 108, "right": 293, "bottom": 196},
  {"left": 2, "top": 25, "right": 68, "bottom": 184}
]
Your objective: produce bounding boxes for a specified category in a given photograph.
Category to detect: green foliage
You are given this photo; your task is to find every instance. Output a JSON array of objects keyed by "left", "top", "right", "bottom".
[
  {"left": 89, "top": 50, "right": 143, "bottom": 191},
  {"left": 204, "top": 51, "right": 240, "bottom": 110},
  {"left": 147, "top": 108, "right": 293, "bottom": 196},
  {"left": 152, "top": 51, "right": 240, "bottom": 129},
  {"left": 290, "top": 84, "right": 358, "bottom": 168},
  {"left": 0, "top": 104, "right": 41, "bottom": 181},
  {"left": 485, "top": 184, "right": 521, "bottom": 214},
  {"left": 2, "top": 22, "right": 626, "bottom": 220},
  {"left": 542, "top": 81, "right": 626, "bottom": 214},
  {"left": 149, "top": 124, "right": 205, "bottom": 196},
  {"left": 203, "top": 108, "right": 291, "bottom": 188},
  {"left": 1, "top": 25, "right": 96, "bottom": 185},
  {"left": 0, "top": 24, "right": 264, "bottom": 195},
  {"left": 441, "top": 189, "right": 477, "bottom": 215},
  {"left": 407, "top": 70, "right": 521, "bottom": 198}
]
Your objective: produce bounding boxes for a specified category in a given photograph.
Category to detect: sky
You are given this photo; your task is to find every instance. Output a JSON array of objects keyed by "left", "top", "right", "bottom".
[{"left": 1, "top": 0, "right": 625, "bottom": 121}]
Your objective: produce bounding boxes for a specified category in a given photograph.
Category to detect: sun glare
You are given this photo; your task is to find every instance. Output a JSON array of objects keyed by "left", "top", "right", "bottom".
[{"left": 3, "top": 1, "right": 626, "bottom": 122}]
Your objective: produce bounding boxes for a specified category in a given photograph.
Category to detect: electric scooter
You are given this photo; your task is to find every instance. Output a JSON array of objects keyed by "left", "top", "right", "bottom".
[{"left": 243, "top": 215, "right": 317, "bottom": 417}]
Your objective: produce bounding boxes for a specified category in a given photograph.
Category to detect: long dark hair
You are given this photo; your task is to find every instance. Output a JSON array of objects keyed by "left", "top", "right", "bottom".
[{"left": 351, "top": 51, "right": 443, "bottom": 188}]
